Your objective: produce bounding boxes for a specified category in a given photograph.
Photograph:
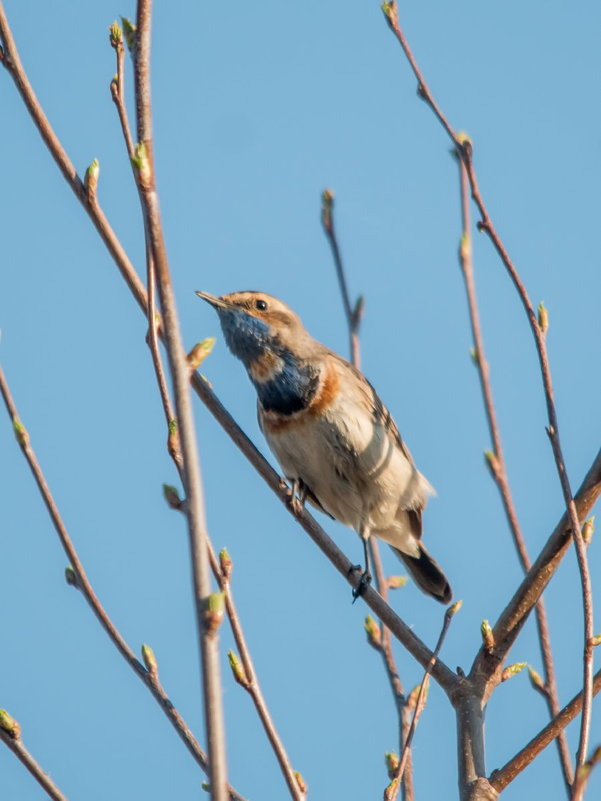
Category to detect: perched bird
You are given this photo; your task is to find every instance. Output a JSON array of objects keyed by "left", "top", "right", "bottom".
[{"left": 196, "top": 290, "right": 452, "bottom": 603}]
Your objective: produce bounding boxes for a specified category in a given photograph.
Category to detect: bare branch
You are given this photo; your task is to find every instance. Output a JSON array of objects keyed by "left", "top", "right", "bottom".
[
  {"left": 131, "top": 4, "right": 228, "bottom": 798},
  {"left": 456, "top": 153, "right": 572, "bottom": 789},
  {"left": 0, "top": 722, "right": 69, "bottom": 801},
  {"left": 490, "top": 669, "right": 601, "bottom": 792},
  {"left": 214, "top": 548, "right": 305, "bottom": 801},
  {"left": 386, "top": 602, "right": 462, "bottom": 800},
  {"left": 382, "top": 0, "right": 595, "bottom": 775},
  {"left": 109, "top": 21, "right": 135, "bottom": 160},
  {"left": 0, "top": 366, "right": 247, "bottom": 801}
]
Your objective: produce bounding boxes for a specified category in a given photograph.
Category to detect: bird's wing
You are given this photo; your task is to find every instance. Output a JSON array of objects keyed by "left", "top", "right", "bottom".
[{"left": 327, "top": 350, "right": 415, "bottom": 465}]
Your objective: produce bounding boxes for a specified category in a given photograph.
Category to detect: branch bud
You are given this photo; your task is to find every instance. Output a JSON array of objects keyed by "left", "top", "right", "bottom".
[
  {"left": 108, "top": 21, "right": 123, "bottom": 49},
  {"left": 501, "top": 661, "right": 527, "bottom": 682},
  {"left": 384, "top": 778, "right": 400, "bottom": 801},
  {"left": 0, "top": 709, "right": 20, "bottom": 739},
  {"left": 484, "top": 450, "right": 500, "bottom": 480},
  {"left": 201, "top": 782, "right": 210, "bottom": 792},
  {"left": 589, "top": 634, "right": 601, "bottom": 648},
  {"left": 459, "top": 232, "right": 471, "bottom": 262},
  {"left": 141, "top": 644, "right": 158, "bottom": 678},
  {"left": 219, "top": 548, "right": 233, "bottom": 581},
  {"left": 167, "top": 419, "right": 181, "bottom": 463},
  {"left": 364, "top": 615, "right": 381, "bottom": 648},
  {"left": 162, "top": 483, "right": 183, "bottom": 511},
  {"left": 293, "top": 771, "right": 307, "bottom": 795},
  {"left": 470, "top": 346, "right": 479, "bottom": 365},
  {"left": 204, "top": 592, "right": 225, "bottom": 637},
  {"left": 131, "top": 141, "right": 152, "bottom": 186},
  {"left": 406, "top": 683, "right": 421, "bottom": 710},
  {"left": 120, "top": 17, "right": 136, "bottom": 53},
  {"left": 528, "top": 666, "right": 546, "bottom": 694},
  {"left": 381, "top": 2, "right": 398, "bottom": 29},
  {"left": 227, "top": 650, "right": 249, "bottom": 689},
  {"left": 187, "top": 337, "right": 216, "bottom": 371},
  {"left": 480, "top": 619, "right": 494, "bottom": 651},
  {"left": 385, "top": 751, "right": 399, "bottom": 779},
  {"left": 387, "top": 575, "right": 407, "bottom": 590},
  {"left": 12, "top": 416, "right": 29, "bottom": 447},
  {"left": 320, "top": 188, "right": 334, "bottom": 230},
  {"left": 446, "top": 599, "right": 463, "bottom": 619},
  {"left": 537, "top": 301, "right": 549, "bottom": 335},
  {"left": 582, "top": 516, "right": 595, "bottom": 546},
  {"left": 84, "top": 158, "right": 100, "bottom": 199},
  {"left": 65, "top": 566, "right": 78, "bottom": 588}
]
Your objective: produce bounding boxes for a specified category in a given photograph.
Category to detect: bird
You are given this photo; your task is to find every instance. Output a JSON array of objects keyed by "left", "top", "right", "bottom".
[{"left": 196, "top": 289, "right": 452, "bottom": 604}]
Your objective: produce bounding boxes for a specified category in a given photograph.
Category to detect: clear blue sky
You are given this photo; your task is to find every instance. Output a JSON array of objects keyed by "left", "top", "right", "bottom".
[{"left": 1, "top": 2, "right": 600, "bottom": 799}]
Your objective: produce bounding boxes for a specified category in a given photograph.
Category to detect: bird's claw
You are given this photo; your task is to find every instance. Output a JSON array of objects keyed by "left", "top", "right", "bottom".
[{"left": 349, "top": 566, "right": 372, "bottom": 602}]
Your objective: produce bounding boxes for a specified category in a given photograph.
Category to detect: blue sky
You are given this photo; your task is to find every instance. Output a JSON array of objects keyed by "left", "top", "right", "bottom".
[{"left": 1, "top": 1, "right": 600, "bottom": 799}]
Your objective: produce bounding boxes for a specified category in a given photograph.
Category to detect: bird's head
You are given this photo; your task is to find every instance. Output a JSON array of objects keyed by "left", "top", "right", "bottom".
[{"left": 195, "top": 290, "right": 311, "bottom": 368}]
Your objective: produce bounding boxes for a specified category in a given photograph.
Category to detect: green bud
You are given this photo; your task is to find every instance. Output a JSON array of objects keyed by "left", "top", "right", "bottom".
[
  {"left": 470, "top": 346, "right": 479, "bottom": 365},
  {"left": 448, "top": 600, "right": 463, "bottom": 617},
  {"left": 219, "top": 548, "right": 233, "bottom": 581},
  {"left": 501, "top": 662, "right": 527, "bottom": 682},
  {"left": 141, "top": 644, "right": 158, "bottom": 676},
  {"left": 385, "top": 751, "right": 399, "bottom": 779},
  {"left": 381, "top": 2, "right": 398, "bottom": 28},
  {"left": 204, "top": 592, "right": 225, "bottom": 636},
  {"left": 384, "top": 778, "right": 400, "bottom": 801},
  {"left": 131, "top": 141, "right": 151, "bottom": 184},
  {"left": 537, "top": 301, "right": 549, "bottom": 334},
  {"left": 589, "top": 634, "right": 601, "bottom": 647},
  {"left": 484, "top": 450, "right": 500, "bottom": 480},
  {"left": 201, "top": 782, "right": 210, "bottom": 792},
  {"left": 120, "top": 17, "right": 136, "bottom": 52},
  {"left": 84, "top": 158, "right": 100, "bottom": 197},
  {"left": 12, "top": 417, "right": 29, "bottom": 447},
  {"left": 364, "top": 615, "right": 381, "bottom": 648},
  {"left": 162, "top": 484, "right": 183, "bottom": 510},
  {"left": 387, "top": 575, "right": 408, "bottom": 590},
  {"left": 582, "top": 516, "right": 595, "bottom": 545},
  {"left": 528, "top": 666, "right": 546, "bottom": 694},
  {"left": 459, "top": 232, "right": 471, "bottom": 262},
  {"left": 108, "top": 21, "right": 122, "bottom": 48},
  {"left": 187, "top": 337, "right": 216, "bottom": 371},
  {"left": 65, "top": 566, "right": 78, "bottom": 587},
  {"left": 481, "top": 619, "right": 494, "bottom": 651},
  {"left": 0, "top": 709, "right": 20, "bottom": 739},
  {"left": 321, "top": 188, "right": 335, "bottom": 229},
  {"left": 293, "top": 771, "right": 307, "bottom": 794},
  {"left": 228, "top": 650, "right": 249, "bottom": 688}
]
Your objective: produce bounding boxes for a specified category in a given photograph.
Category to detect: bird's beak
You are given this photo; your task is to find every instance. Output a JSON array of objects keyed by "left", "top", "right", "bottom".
[{"left": 195, "top": 291, "right": 229, "bottom": 310}]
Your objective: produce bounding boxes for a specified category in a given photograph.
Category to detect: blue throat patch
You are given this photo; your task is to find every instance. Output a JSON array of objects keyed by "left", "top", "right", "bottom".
[
  {"left": 254, "top": 353, "right": 319, "bottom": 415},
  {"left": 217, "top": 307, "right": 318, "bottom": 415}
]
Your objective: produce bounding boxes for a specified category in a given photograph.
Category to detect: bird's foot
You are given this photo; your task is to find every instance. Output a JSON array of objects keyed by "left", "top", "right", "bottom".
[
  {"left": 349, "top": 565, "right": 372, "bottom": 602},
  {"left": 286, "top": 478, "right": 306, "bottom": 515}
]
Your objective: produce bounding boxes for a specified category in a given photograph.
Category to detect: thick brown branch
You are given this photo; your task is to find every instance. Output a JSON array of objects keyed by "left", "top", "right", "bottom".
[
  {"left": 0, "top": 727, "right": 69, "bottom": 801},
  {"left": 0, "top": 366, "right": 246, "bottom": 801},
  {"left": 456, "top": 157, "right": 572, "bottom": 789},
  {"left": 490, "top": 669, "right": 601, "bottom": 792}
]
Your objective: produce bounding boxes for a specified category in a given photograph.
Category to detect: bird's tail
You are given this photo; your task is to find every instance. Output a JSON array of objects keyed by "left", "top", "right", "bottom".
[{"left": 392, "top": 542, "right": 452, "bottom": 604}]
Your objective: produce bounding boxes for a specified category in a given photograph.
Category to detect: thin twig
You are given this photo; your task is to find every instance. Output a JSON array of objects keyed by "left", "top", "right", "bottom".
[
  {"left": 386, "top": 602, "right": 461, "bottom": 800},
  {"left": 321, "top": 189, "right": 363, "bottom": 369},
  {"left": 456, "top": 154, "right": 572, "bottom": 789},
  {"left": 211, "top": 547, "right": 305, "bottom": 801},
  {"left": 131, "top": 4, "right": 228, "bottom": 799},
  {"left": 0, "top": 725, "right": 69, "bottom": 801},
  {"left": 382, "top": 0, "right": 595, "bottom": 783},
  {"left": 490, "top": 669, "right": 601, "bottom": 792},
  {"left": 321, "top": 188, "right": 414, "bottom": 799},
  {"left": 109, "top": 24, "right": 135, "bottom": 160},
  {"left": 0, "top": 366, "right": 247, "bottom": 801}
]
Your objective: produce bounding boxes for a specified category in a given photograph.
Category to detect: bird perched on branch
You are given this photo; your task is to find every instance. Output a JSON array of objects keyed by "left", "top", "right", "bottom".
[{"left": 196, "top": 290, "right": 452, "bottom": 604}]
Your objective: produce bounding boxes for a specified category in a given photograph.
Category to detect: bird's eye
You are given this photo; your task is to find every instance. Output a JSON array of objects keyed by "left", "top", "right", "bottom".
[{"left": 255, "top": 299, "right": 268, "bottom": 311}]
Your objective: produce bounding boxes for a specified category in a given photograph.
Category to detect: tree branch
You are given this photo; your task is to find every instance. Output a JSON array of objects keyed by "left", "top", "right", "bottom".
[
  {"left": 0, "top": 366, "right": 247, "bottom": 801},
  {"left": 490, "top": 669, "right": 601, "bottom": 792},
  {"left": 0, "top": 722, "right": 69, "bottom": 801},
  {"left": 382, "top": 0, "right": 596, "bottom": 780},
  {"left": 456, "top": 154, "right": 572, "bottom": 789},
  {"left": 131, "top": 4, "right": 228, "bottom": 799}
]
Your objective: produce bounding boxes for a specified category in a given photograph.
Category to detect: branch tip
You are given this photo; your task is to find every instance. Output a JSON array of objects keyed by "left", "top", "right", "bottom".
[
  {"left": 481, "top": 619, "right": 495, "bottom": 651},
  {"left": 381, "top": 2, "right": 398, "bottom": 29},
  {"left": 141, "top": 643, "right": 158, "bottom": 677},
  {"left": 0, "top": 709, "right": 20, "bottom": 740},
  {"left": 108, "top": 21, "right": 123, "bottom": 49},
  {"left": 528, "top": 666, "right": 547, "bottom": 695},
  {"left": 364, "top": 615, "right": 382, "bottom": 649}
]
